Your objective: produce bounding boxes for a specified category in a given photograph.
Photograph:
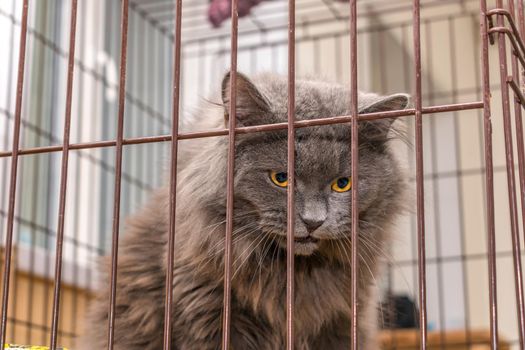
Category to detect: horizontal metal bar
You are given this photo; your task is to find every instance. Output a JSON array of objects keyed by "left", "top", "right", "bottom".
[{"left": 0, "top": 101, "right": 483, "bottom": 158}]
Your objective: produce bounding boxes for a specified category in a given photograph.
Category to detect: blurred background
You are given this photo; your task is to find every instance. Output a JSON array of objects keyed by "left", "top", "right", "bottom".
[{"left": 0, "top": 0, "right": 523, "bottom": 348}]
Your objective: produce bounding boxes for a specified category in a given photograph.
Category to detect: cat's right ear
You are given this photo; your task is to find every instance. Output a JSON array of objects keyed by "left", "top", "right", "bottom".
[{"left": 221, "top": 71, "right": 271, "bottom": 126}]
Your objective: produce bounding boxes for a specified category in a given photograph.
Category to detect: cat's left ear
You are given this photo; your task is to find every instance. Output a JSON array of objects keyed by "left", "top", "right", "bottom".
[
  {"left": 221, "top": 71, "right": 271, "bottom": 126},
  {"left": 360, "top": 93, "right": 411, "bottom": 114},
  {"left": 358, "top": 93, "right": 411, "bottom": 145}
]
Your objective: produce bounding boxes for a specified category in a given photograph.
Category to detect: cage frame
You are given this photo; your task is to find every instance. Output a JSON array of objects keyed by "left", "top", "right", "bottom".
[{"left": 1, "top": 0, "right": 525, "bottom": 349}]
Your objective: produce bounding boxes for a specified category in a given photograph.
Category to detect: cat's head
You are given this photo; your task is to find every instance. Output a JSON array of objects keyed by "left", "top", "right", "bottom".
[{"left": 217, "top": 72, "right": 409, "bottom": 257}]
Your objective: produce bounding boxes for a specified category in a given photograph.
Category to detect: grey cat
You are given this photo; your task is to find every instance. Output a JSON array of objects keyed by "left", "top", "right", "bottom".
[{"left": 80, "top": 72, "right": 410, "bottom": 350}]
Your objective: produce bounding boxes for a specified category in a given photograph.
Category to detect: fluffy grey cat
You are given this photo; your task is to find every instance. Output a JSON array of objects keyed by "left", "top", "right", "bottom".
[{"left": 80, "top": 72, "right": 409, "bottom": 349}]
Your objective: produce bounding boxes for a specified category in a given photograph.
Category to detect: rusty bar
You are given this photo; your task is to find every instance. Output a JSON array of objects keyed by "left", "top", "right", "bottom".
[
  {"left": 413, "top": 0, "right": 427, "bottom": 348},
  {"left": 221, "top": 0, "right": 239, "bottom": 345},
  {"left": 14, "top": 1, "right": 31, "bottom": 342},
  {"left": 49, "top": 1, "right": 79, "bottom": 348},
  {"left": 286, "top": 0, "right": 296, "bottom": 346},
  {"left": 400, "top": 23, "right": 413, "bottom": 350},
  {"left": 349, "top": 0, "right": 359, "bottom": 349},
  {"left": 0, "top": 1, "right": 29, "bottom": 348},
  {"left": 507, "top": 5, "right": 525, "bottom": 343},
  {"left": 519, "top": 1, "right": 525, "bottom": 38},
  {"left": 487, "top": 8, "right": 525, "bottom": 54},
  {"left": 495, "top": 0, "right": 525, "bottom": 347},
  {"left": 0, "top": 0, "right": 15, "bottom": 241},
  {"left": 480, "top": 1, "right": 498, "bottom": 348},
  {"left": 488, "top": 27, "right": 525, "bottom": 68},
  {"left": 0, "top": 102, "right": 485, "bottom": 159},
  {"left": 69, "top": 0, "right": 90, "bottom": 340},
  {"left": 107, "top": 1, "right": 130, "bottom": 348},
  {"left": 498, "top": 2, "right": 525, "bottom": 347},
  {"left": 518, "top": 0, "right": 525, "bottom": 119},
  {"left": 487, "top": 8, "right": 525, "bottom": 56},
  {"left": 162, "top": 0, "right": 183, "bottom": 348}
]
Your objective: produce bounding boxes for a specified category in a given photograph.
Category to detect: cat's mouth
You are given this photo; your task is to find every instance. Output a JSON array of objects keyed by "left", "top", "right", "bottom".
[
  {"left": 265, "top": 230, "right": 322, "bottom": 256},
  {"left": 291, "top": 235, "right": 320, "bottom": 255},
  {"left": 294, "top": 236, "right": 319, "bottom": 244}
]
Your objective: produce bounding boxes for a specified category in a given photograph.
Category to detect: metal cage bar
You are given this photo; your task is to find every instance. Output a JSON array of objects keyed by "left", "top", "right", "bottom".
[
  {"left": 286, "top": 0, "right": 296, "bottom": 346},
  {"left": 4, "top": 0, "right": 525, "bottom": 348},
  {"left": 494, "top": 1, "right": 525, "bottom": 348},
  {"left": 221, "top": 0, "right": 239, "bottom": 345},
  {"left": 412, "top": 0, "right": 427, "bottom": 348},
  {"left": 49, "top": 1, "right": 79, "bottom": 348},
  {"left": 162, "top": 0, "right": 183, "bottom": 347},
  {"left": 0, "top": 1, "right": 29, "bottom": 348},
  {"left": 507, "top": 0, "right": 525, "bottom": 345},
  {"left": 0, "top": 102, "right": 483, "bottom": 159},
  {"left": 107, "top": 1, "right": 130, "bottom": 348},
  {"left": 349, "top": 0, "right": 359, "bottom": 349},
  {"left": 479, "top": 1, "right": 498, "bottom": 349}
]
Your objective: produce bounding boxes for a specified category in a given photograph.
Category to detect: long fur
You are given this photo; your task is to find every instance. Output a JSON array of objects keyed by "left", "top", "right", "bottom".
[{"left": 79, "top": 73, "right": 410, "bottom": 349}]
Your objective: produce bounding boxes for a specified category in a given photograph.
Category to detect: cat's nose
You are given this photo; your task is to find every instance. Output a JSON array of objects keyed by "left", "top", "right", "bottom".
[{"left": 301, "top": 217, "right": 324, "bottom": 233}]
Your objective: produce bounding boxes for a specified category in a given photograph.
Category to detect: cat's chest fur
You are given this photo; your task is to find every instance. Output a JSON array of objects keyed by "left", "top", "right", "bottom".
[{"left": 232, "top": 258, "right": 351, "bottom": 341}]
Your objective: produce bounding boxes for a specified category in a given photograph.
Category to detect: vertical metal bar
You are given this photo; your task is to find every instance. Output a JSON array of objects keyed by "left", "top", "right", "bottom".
[
  {"left": 507, "top": 0, "right": 525, "bottom": 214},
  {"left": 131, "top": 12, "right": 141, "bottom": 214},
  {"left": 121, "top": 10, "right": 133, "bottom": 218},
  {"left": 286, "top": 0, "right": 296, "bottom": 345},
  {"left": 426, "top": 20, "right": 446, "bottom": 349},
  {"left": 38, "top": 12, "right": 60, "bottom": 333},
  {"left": 42, "top": 13, "right": 63, "bottom": 340},
  {"left": 495, "top": 1, "right": 525, "bottom": 347},
  {"left": 412, "top": 1, "right": 427, "bottom": 349},
  {"left": 15, "top": 0, "right": 34, "bottom": 339},
  {"left": 519, "top": 1, "right": 525, "bottom": 41},
  {"left": 221, "top": 0, "right": 239, "bottom": 345},
  {"left": 349, "top": 0, "right": 359, "bottom": 349},
  {"left": 0, "top": 0, "right": 16, "bottom": 238},
  {"left": 0, "top": 1, "right": 29, "bottom": 348},
  {"left": 49, "top": 1, "right": 78, "bottom": 348},
  {"left": 0, "top": 2, "right": 20, "bottom": 336},
  {"left": 480, "top": 1, "right": 498, "bottom": 348},
  {"left": 107, "top": 1, "right": 130, "bottom": 348},
  {"left": 162, "top": 0, "right": 182, "bottom": 347},
  {"left": 70, "top": 0, "right": 89, "bottom": 340},
  {"left": 516, "top": 0, "right": 525, "bottom": 281},
  {"left": 507, "top": 3, "right": 525, "bottom": 346}
]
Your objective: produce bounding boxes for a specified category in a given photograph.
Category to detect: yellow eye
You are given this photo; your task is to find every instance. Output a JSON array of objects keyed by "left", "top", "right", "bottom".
[
  {"left": 270, "top": 171, "right": 288, "bottom": 187},
  {"left": 331, "top": 177, "right": 352, "bottom": 192}
]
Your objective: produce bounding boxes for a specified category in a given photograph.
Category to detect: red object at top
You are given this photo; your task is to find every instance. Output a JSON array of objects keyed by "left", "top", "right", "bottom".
[{"left": 208, "top": 0, "right": 266, "bottom": 27}]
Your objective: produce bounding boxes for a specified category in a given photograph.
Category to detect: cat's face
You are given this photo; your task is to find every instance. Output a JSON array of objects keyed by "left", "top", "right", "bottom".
[{"left": 221, "top": 73, "right": 409, "bottom": 257}]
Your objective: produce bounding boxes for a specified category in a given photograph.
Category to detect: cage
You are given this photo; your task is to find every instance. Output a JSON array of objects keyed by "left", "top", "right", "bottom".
[{"left": 0, "top": 0, "right": 524, "bottom": 349}]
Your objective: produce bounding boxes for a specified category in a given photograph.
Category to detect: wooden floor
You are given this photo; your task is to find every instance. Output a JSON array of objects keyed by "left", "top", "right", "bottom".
[{"left": 380, "top": 329, "right": 511, "bottom": 350}]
